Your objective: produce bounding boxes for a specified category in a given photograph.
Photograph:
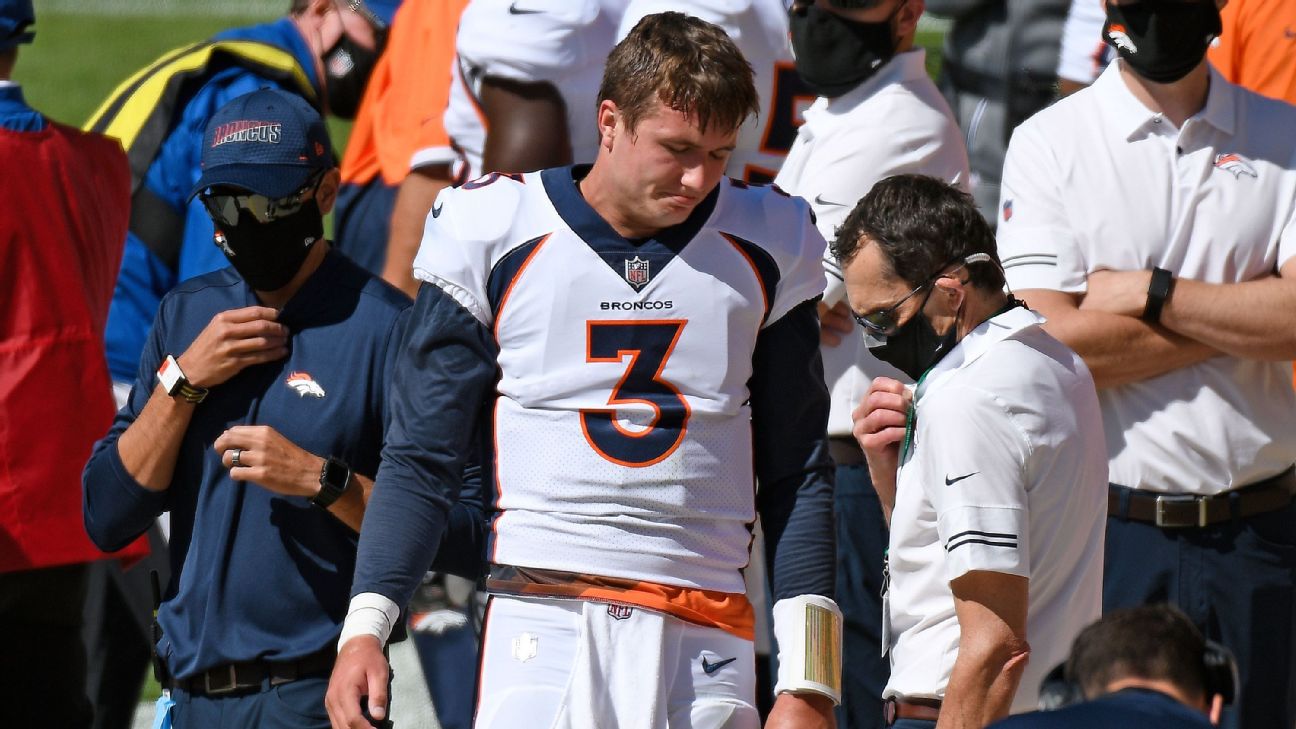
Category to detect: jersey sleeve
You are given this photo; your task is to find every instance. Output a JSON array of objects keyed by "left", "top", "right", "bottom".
[
  {"left": 352, "top": 283, "right": 500, "bottom": 605},
  {"left": 752, "top": 299, "right": 836, "bottom": 601},
  {"left": 411, "top": 175, "right": 528, "bottom": 327},
  {"left": 456, "top": 0, "right": 604, "bottom": 86},
  {"left": 997, "top": 120, "right": 1088, "bottom": 294},
  {"left": 916, "top": 385, "right": 1033, "bottom": 583},
  {"left": 727, "top": 186, "right": 827, "bottom": 326}
]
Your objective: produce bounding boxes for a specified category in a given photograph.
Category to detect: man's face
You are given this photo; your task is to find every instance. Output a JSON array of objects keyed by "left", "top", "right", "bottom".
[
  {"left": 603, "top": 99, "right": 737, "bottom": 233},
  {"left": 841, "top": 239, "right": 932, "bottom": 336}
]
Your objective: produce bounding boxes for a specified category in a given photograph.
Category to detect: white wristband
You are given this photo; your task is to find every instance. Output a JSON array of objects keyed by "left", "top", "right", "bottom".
[
  {"left": 338, "top": 592, "right": 401, "bottom": 652},
  {"left": 772, "top": 594, "right": 844, "bottom": 704}
]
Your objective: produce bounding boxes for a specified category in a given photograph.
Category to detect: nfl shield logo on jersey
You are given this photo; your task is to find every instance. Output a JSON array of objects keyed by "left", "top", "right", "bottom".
[
  {"left": 607, "top": 604, "right": 634, "bottom": 621},
  {"left": 624, "top": 256, "right": 651, "bottom": 289}
]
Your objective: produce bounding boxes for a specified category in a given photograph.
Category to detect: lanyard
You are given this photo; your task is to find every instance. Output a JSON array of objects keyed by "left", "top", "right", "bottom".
[
  {"left": 899, "top": 369, "right": 931, "bottom": 465},
  {"left": 898, "top": 299, "right": 1023, "bottom": 464}
]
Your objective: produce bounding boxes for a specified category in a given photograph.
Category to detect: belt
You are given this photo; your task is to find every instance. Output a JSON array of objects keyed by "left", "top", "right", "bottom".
[
  {"left": 1108, "top": 467, "right": 1296, "bottom": 529},
  {"left": 828, "top": 437, "right": 866, "bottom": 467},
  {"left": 175, "top": 645, "right": 335, "bottom": 697},
  {"left": 883, "top": 697, "right": 941, "bottom": 725}
]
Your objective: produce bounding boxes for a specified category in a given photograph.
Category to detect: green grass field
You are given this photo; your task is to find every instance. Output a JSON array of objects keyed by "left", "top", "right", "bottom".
[{"left": 11, "top": 9, "right": 354, "bottom": 154}]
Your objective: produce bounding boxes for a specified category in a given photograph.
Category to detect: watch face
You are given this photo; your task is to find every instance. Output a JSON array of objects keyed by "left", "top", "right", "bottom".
[
  {"left": 323, "top": 458, "right": 349, "bottom": 489},
  {"left": 158, "top": 355, "right": 183, "bottom": 393}
]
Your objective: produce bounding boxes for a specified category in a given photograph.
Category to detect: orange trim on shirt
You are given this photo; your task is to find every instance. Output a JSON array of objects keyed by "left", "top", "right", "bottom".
[{"left": 487, "top": 566, "right": 756, "bottom": 641}]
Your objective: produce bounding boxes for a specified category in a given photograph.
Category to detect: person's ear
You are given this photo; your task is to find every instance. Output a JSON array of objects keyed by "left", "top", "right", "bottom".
[
  {"left": 897, "top": 0, "right": 924, "bottom": 36},
  {"left": 932, "top": 273, "right": 966, "bottom": 312},
  {"left": 596, "top": 100, "right": 620, "bottom": 152},
  {"left": 315, "top": 168, "right": 341, "bottom": 215}
]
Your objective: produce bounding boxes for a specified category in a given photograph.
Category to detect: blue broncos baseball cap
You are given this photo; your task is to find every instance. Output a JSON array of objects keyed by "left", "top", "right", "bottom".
[
  {"left": 190, "top": 88, "right": 336, "bottom": 201},
  {"left": 0, "top": 0, "right": 35, "bottom": 50}
]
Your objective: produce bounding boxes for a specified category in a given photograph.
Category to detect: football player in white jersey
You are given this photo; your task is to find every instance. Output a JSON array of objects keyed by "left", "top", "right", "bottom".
[
  {"left": 617, "top": 0, "right": 813, "bottom": 184},
  {"left": 441, "top": 0, "right": 626, "bottom": 183},
  {"left": 327, "top": 12, "right": 841, "bottom": 729}
]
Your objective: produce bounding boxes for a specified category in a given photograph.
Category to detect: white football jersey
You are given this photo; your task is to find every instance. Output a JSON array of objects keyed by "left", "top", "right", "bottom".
[
  {"left": 618, "top": 0, "right": 808, "bottom": 182},
  {"left": 413, "top": 168, "right": 826, "bottom": 594},
  {"left": 444, "top": 0, "right": 626, "bottom": 181}
]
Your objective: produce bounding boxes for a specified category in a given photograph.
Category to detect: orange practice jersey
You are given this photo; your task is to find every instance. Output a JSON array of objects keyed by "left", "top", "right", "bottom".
[
  {"left": 1209, "top": 0, "right": 1296, "bottom": 106},
  {"left": 340, "top": 0, "right": 469, "bottom": 186}
]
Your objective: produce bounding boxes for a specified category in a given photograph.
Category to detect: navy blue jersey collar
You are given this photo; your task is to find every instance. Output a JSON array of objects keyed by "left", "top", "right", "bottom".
[{"left": 541, "top": 164, "right": 719, "bottom": 256}]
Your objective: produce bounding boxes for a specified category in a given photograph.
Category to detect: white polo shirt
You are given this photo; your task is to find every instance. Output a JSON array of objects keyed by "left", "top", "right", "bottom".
[
  {"left": 1057, "top": 0, "right": 1111, "bottom": 85},
  {"left": 884, "top": 306, "right": 1107, "bottom": 714},
  {"left": 997, "top": 61, "right": 1296, "bottom": 495},
  {"left": 774, "top": 49, "right": 971, "bottom": 436}
]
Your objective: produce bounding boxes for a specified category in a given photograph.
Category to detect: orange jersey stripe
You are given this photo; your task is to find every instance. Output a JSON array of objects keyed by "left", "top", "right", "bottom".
[{"left": 488, "top": 565, "right": 756, "bottom": 641}]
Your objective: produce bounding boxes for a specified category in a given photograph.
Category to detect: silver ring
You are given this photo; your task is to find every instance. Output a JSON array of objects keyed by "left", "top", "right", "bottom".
[{"left": 231, "top": 448, "right": 243, "bottom": 468}]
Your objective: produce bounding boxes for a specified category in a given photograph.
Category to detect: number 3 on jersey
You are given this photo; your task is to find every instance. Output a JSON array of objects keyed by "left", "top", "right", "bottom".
[{"left": 580, "top": 320, "right": 690, "bottom": 468}]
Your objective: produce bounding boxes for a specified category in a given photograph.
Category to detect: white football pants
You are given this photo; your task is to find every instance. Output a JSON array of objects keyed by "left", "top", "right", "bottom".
[{"left": 474, "top": 595, "right": 759, "bottom": 729}]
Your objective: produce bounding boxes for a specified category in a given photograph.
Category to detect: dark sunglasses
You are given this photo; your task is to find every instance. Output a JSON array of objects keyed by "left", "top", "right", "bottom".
[
  {"left": 852, "top": 253, "right": 992, "bottom": 336},
  {"left": 200, "top": 174, "right": 322, "bottom": 227}
]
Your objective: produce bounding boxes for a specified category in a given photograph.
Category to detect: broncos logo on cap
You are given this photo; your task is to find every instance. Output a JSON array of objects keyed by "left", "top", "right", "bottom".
[
  {"left": 285, "top": 372, "right": 326, "bottom": 398},
  {"left": 1214, "top": 153, "right": 1258, "bottom": 179}
]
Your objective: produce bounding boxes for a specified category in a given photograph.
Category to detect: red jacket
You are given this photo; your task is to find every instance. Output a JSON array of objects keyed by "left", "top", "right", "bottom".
[{"left": 0, "top": 120, "right": 149, "bottom": 572}]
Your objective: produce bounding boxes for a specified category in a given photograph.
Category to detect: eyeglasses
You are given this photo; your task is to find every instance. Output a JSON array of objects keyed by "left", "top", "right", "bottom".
[
  {"left": 851, "top": 253, "right": 993, "bottom": 336},
  {"left": 200, "top": 175, "right": 321, "bottom": 227}
]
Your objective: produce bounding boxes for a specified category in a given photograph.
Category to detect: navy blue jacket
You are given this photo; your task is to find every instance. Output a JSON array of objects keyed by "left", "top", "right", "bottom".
[
  {"left": 990, "top": 688, "right": 1215, "bottom": 729},
  {"left": 83, "top": 250, "right": 483, "bottom": 678}
]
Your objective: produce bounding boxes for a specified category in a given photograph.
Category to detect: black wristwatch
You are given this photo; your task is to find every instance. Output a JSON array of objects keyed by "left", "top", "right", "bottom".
[
  {"left": 314, "top": 456, "right": 352, "bottom": 508},
  {"left": 156, "top": 354, "right": 208, "bottom": 404},
  {"left": 1142, "top": 267, "right": 1175, "bottom": 323}
]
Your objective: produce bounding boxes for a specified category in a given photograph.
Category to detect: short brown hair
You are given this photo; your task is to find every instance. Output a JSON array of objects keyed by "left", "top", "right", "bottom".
[
  {"left": 598, "top": 12, "right": 758, "bottom": 136},
  {"left": 1066, "top": 604, "right": 1211, "bottom": 701}
]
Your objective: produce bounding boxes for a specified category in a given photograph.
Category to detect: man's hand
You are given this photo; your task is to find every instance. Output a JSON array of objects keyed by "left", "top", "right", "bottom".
[
  {"left": 853, "top": 377, "right": 911, "bottom": 522},
  {"left": 818, "top": 300, "right": 856, "bottom": 347},
  {"left": 327, "top": 636, "right": 390, "bottom": 729},
  {"left": 1079, "top": 269, "right": 1152, "bottom": 318},
  {"left": 852, "top": 377, "right": 910, "bottom": 471},
  {"left": 214, "top": 425, "right": 323, "bottom": 498},
  {"left": 177, "top": 306, "right": 288, "bottom": 388},
  {"left": 765, "top": 692, "right": 835, "bottom": 729}
]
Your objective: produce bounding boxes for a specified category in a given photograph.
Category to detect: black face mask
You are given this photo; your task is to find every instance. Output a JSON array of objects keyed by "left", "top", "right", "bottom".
[
  {"left": 789, "top": 2, "right": 901, "bottom": 99},
  {"left": 865, "top": 289, "right": 959, "bottom": 381},
  {"left": 214, "top": 200, "right": 323, "bottom": 292},
  {"left": 323, "top": 31, "right": 385, "bottom": 118},
  {"left": 1103, "top": 0, "right": 1221, "bottom": 84}
]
